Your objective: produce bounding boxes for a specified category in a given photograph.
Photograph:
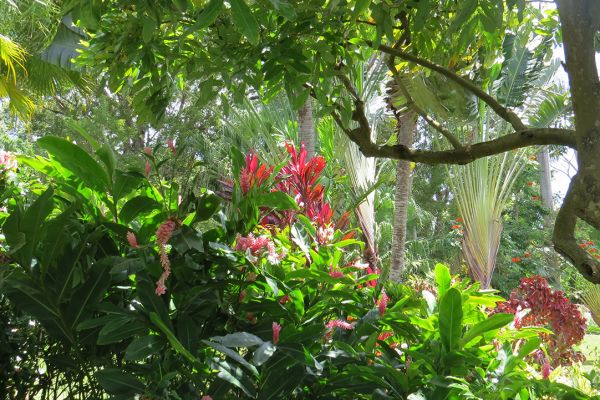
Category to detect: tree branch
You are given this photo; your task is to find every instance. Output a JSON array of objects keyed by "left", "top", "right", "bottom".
[
  {"left": 391, "top": 72, "right": 462, "bottom": 149},
  {"left": 553, "top": 175, "right": 600, "bottom": 283},
  {"left": 372, "top": 42, "right": 528, "bottom": 132}
]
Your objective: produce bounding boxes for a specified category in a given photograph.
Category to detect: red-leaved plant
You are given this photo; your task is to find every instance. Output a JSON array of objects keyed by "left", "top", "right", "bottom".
[{"left": 491, "top": 276, "right": 587, "bottom": 375}]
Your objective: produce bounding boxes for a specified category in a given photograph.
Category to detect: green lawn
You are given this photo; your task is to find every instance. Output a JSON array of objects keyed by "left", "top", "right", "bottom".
[{"left": 580, "top": 334, "right": 600, "bottom": 372}]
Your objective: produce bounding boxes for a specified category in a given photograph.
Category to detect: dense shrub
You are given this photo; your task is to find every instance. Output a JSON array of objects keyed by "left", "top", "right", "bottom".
[{"left": 0, "top": 139, "right": 595, "bottom": 399}]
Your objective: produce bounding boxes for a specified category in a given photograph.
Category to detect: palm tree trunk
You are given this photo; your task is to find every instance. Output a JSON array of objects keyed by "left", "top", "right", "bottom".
[
  {"left": 390, "top": 111, "right": 417, "bottom": 282},
  {"left": 538, "top": 147, "right": 553, "bottom": 210},
  {"left": 298, "top": 98, "right": 316, "bottom": 157}
]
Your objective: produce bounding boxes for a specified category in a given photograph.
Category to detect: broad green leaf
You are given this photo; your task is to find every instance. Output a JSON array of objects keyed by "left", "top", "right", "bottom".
[
  {"left": 119, "top": 196, "right": 161, "bottom": 224},
  {"left": 112, "top": 170, "right": 144, "bottom": 202},
  {"left": 66, "top": 262, "right": 110, "bottom": 329},
  {"left": 517, "top": 336, "right": 541, "bottom": 358},
  {"left": 254, "top": 191, "right": 298, "bottom": 211},
  {"left": 193, "top": 0, "right": 223, "bottom": 30},
  {"left": 434, "top": 263, "right": 452, "bottom": 301},
  {"left": 203, "top": 340, "right": 259, "bottom": 376},
  {"left": 38, "top": 136, "right": 109, "bottom": 191},
  {"left": 253, "top": 341, "right": 277, "bottom": 366},
  {"left": 96, "top": 144, "right": 117, "bottom": 180},
  {"left": 267, "top": 0, "right": 296, "bottom": 20},
  {"left": 461, "top": 313, "right": 514, "bottom": 346},
  {"left": 97, "top": 317, "right": 145, "bottom": 345},
  {"left": 229, "top": 0, "right": 260, "bottom": 45},
  {"left": 439, "top": 288, "right": 463, "bottom": 352},
  {"left": 124, "top": 335, "right": 163, "bottom": 360},
  {"left": 3, "top": 188, "right": 54, "bottom": 267},
  {"left": 95, "top": 368, "right": 144, "bottom": 395},
  {"left": 195, "top": 192, "right": 221, "bottom": 221},
  {"left": 352, "top": 0, "right": 371, "bottom": 19},
  {"left": 150, "top": 312, "right": 197, "bottom": 364},
  {"left": 213, "top": 332, "right": 264, "bottom": 347}
]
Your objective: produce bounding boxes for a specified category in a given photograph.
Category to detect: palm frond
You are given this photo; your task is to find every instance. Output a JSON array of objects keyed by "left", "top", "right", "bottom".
[{"left": 582, "top": 283, "right": 600, "bottom": 326}]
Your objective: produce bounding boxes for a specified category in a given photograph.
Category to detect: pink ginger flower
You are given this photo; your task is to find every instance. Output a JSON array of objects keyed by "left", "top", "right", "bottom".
[
  {"left": 378, "top": 332, "right": 393, "bottom": 341},
  {"left": 234, "top": 233, "right": 280, "bottom": 262},
  {"left": 201, "top": 396, "right": 213, "bottom": 400},
  {"left": 167, "top": 138, "right": 176, "bottom": 156},
  {"left": 155, "top": 219, "right": 177, "bottom": 296},
  {"left": 239, "top": 290, "right": 247, "bottom": 302},
  {"left": 378, "top": 289, "right": 389, "bottom": 317},
  {"left": 143, "top": 147, "right": 152, "bottom": 156},
  {"left": 0, "top": 151, "right": 17, "bottom": 171},
  {"left": 272, "top": 322, "right": 281, "bottom": 345},
  {"left": 316, "top": 225, "right": 335, "bottom": 245},
  {"left": 542, "top": 360, "right": 552, "bottom": 379},
  {"left": 325, "top": 319, "right": 353, "bottom": 331},
  {"left": 328, "top": 265, "right": 344, "bottom": 279},
  {"left": 145, "top": 160, "right": 151, "bottom": 177},
  {"left": 126, "top": 231, "right": 139, "bottom": 248}
]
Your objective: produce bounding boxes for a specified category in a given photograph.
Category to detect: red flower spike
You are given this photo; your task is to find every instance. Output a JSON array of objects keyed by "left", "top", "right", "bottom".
[{"left": 272, "top": 322, "right": 281, "bottom": 345}]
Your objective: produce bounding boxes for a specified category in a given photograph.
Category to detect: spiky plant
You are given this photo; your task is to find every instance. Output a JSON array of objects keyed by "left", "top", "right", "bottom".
[
  {"left": 582, "top": 283, "right": 600, "bottom": 326},
  {"left": 446, "top": 21, "right": 561, "bottom": 288}
]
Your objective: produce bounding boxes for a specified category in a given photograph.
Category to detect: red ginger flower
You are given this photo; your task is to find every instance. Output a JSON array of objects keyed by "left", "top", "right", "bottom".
[
  {"left": 378, "top": 332, "right": 393, "bottom": 341},
  {"left": 143, "top": 147, "right": 152, "bottom": 155},
  {"left": 328, "top": 265, "right": 344, "bottom": 279},
  {"left": 455, "top": 217, "right": 463, "bottom": 223},
  {"left": 240, "top": 150, "right": 274, "bottom": 194},
  {"left": 279, "top": 294, "right": 290, "bottom": 304},
  {"left": 201, "top": 396, "right": 213, "bottom": 400},
  {"left": 451, "top": 224, "right": 461, "bottom": 230},
  {"left": 272, "top": 322, "right": 281, "bottom": 345},
  {"left": 378, "top": 289, "right": 389, "bottom": 317},
  {"left": 145, "top": 160, "right": 151, "bottom": 178},
  {"left": 511, "top": 257, "right": 522, "bottom": 263},
  {"left": 167, "top": 138, "right": 176, "bottom": 156}
]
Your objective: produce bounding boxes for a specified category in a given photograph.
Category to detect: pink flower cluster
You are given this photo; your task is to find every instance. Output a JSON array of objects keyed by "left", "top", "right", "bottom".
[
  {"left": 272, "top": 322, "right": 281, "bottom": 345},
  {"left": 234, "top": 233, "right": 281, "bottom": 263},
  {"left": 325, "top": 319, "right": 353, "bottom": 331},
  {"left": 0, "top": 150, "right": 17, "bottom": 172},
  {"left": 155, "top": 219, "right": 178, "bottom": 296}
]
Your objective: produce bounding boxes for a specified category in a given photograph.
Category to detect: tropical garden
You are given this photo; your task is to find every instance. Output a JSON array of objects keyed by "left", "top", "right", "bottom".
[{"left": 1, "top": 0, "right": 600, "bottom": 398}]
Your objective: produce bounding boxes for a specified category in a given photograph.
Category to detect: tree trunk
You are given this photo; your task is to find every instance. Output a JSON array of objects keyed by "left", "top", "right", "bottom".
[
  {"left": 538, "top": 147, "right": 553, "bottom": 210},
  {"left": 298, "top": 98, "right": 316, "bottom": 157},
  {"left": 390, "top": 111, "right": 417, "bottom": 282},
  {"left": 553, "top": 0, "right": 600, "bottom": 283}
]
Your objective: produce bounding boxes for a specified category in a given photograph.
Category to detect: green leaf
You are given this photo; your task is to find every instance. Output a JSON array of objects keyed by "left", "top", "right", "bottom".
[
  {"left": 112, "top": 170, "right": 144, "bottom": 202},
  {"left": 119, "top": 196, "right": 161, "bottom": 224},
  {"left": 66, "top": 262, "right": 110, "bottom": 329},
  {"left": 438, "top": 288, "right": 463, "bottom": 352},
  {"left": 95, "top": 368, "right": 145, "bottom": 395},
  {"left": 37, "top": 136, "right": 109, "bottom": 191},
  {"left": 97, "top": 317, "right": 146, "bottom": 345},
  {"left": 517, "top": 336, "right": 541, "bottom": 358},
  {"left": 254, "top": 192, "right": 298, "bottom": 211},
  {"left": 3, "top": 188, "right": 54, "bottom": 267},
  {"left": 96, "top": 144, "right": 117, "bottom": 180},
  {"left": 195, "top": 192, "right": 221, "bottom": 221},
  {"left": 212, "top": 332, "right": 264, "bottom": 347},
  {"left": 267, "top": 0, "right": 296, "bottom": 20},
  {"left": 253, "top": 341, "right": 277, "bottom": 366},
  {"left": 142, "top": 16, "right": 156, "bottom": 43},
  {"left": 203, "top": 340, "right": 259, "bottom": 376},
  {"left": 434, "top": 263, "right": 451, "bottom": 301},
  {"left": 193, "top": 0, "right": 223, "bottom": 30},
  {"left": 124, "top": 335, "right": 163, "bottom": 360},
  {"left": 461, "top": 313, "right": 514, "bottom": 346},
  {"left": 229, "top": 0, "right": 260, "bottom": 45},
  {"left": 352, "top": 0, "right": 371, "bottom": 19},
  {"left": 149, "top": 312, "right": 197, "bottom": 364}
]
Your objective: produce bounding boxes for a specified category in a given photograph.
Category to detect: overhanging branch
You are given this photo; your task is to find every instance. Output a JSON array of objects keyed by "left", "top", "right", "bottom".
[{"left": 372, "top": 42, "right": 528, "bottom": 132}]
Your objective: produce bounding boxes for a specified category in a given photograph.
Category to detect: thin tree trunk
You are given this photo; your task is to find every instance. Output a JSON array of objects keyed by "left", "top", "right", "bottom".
[
  {"left": 538, "top": 147, "right": 553, "bottom": 210},
  {"left": 298, "top": 98, "right": 316, "bottom": 157},
  {"left": 390, "top": 111, "right": 417, "bottom": 282}
]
